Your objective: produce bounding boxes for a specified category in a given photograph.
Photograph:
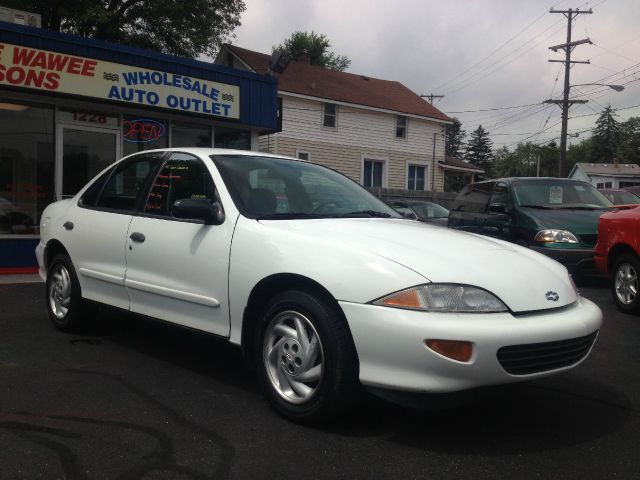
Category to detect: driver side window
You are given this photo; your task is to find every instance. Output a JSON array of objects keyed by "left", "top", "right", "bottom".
[
  {"left": 144, "top": 153, "right": 216, "bottom": 218},
  {"left": 489, "top": 183, "right": 510, "bottom": 211}
]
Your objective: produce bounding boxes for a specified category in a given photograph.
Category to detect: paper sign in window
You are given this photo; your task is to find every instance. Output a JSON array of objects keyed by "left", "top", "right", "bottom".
[{"left": 549, "top": 186, "right": 563, "bottom": 204}]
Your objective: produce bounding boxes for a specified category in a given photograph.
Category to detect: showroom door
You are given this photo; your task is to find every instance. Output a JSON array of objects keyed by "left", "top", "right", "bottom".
[{"left": 56, "top": 123, "right": 121, "bottom": 200}]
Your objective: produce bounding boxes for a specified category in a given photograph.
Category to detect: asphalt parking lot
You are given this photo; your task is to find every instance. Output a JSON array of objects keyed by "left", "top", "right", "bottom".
[{"left": 0, "top": 278, "right": 638, "bottom": 480}]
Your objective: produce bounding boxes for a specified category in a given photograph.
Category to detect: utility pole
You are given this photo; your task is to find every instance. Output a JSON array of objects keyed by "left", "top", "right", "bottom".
[
  {"left": 420, "top": 93, "right": 445, "bottom": 104},
  {"left": 543, "top": 7, "right": 592, "bottom": 177}
]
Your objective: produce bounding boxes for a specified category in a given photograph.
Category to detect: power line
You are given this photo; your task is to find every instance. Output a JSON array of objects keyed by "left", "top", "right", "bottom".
[{"left": 446, "top": 102, "right": 541, "bottom": 114}]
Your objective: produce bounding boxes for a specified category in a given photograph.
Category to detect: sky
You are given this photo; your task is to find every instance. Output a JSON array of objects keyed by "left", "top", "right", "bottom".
[{"left": 225, "top": 0, "right": 640, "bottom": 151}]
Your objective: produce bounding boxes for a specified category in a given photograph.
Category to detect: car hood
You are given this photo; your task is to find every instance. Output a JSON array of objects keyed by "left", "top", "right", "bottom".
[
  {"left": 262, "top": 218, "right": 578, "bottom": 313},
  {"left": 519, "top": 207, "right": 607, "bottom": 235}
]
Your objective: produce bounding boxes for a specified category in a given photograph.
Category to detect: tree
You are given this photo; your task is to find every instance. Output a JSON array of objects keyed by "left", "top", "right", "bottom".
[
  {"left": 618, "top": 117, "right": 640, "bottom": 164},
  {"left": 273, "top": 31, "right": 350, "bottom": 71},
  {"left": 465, "top": 125, "right": 494, "bottom": 177},
  {"left": 445, "top": 117, "right": 466, "bottom": 158},
  {"left": 2, "top": 0, "right": 245, "bottom": 58},
  {"left": 566, "top": 137, "right": 592, "bottom": 172},
  {"left": 591, "top": 105, "right": 620, "bottom": 163}
]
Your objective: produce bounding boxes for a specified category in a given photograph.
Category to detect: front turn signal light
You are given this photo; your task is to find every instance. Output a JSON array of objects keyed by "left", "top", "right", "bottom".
[
  {"left": 425, "top": 339, "right": 473, "bottom": 362},
  {"left": 379, "top": 289, "right": 422, "bottom": 309}
]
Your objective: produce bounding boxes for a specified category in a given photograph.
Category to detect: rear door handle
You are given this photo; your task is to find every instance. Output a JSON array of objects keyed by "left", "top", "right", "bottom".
[
  {"left": 63, "top": 221, "right": 74, "bottom": 230},
  {"left": 129, "top": 232, "right": 145, "bottom": 243}
]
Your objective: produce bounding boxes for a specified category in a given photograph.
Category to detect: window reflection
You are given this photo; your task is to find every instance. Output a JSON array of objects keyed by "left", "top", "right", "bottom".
[{"left": 0, "top": 101, "right": 54, "bottom": 235}]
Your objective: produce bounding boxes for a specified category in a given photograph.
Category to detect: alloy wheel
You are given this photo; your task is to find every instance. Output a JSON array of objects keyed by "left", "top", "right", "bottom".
[
  {"left": 615, "top": 262, "right": 638, "bottom": 305},
  {"left": 263, "top": 310, "right": 324, "bottom": 404},
  {"left": 49, "top": 264, "right": 72, "bottom": 319}
]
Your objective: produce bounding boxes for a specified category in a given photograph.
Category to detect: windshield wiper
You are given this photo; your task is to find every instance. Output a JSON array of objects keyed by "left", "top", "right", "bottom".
[
  {"left": 338, "top": 210, "right": 392, "bottom": 218},
  {"left": 518, "top": 204, "right": 554, "bottom": 209},
  {"left": 555, "top": 205, "right": 605, "bottom": 210}
]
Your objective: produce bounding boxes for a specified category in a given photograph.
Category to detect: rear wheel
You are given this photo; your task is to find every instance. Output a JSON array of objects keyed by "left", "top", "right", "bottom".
[
  {"left": 46, "top": 254, "right": 96, "bottom": 331},
  {"left": 611, "top": 254, "right": 640, "bottom": 313},
  {"left": 256, "top": 289, "right": 360, "bottom": 423}
]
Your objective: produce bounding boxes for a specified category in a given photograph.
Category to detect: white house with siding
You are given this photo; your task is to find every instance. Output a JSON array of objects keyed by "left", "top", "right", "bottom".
[
  {"left": 215, "top": 45, "right": 452, "bottom": 192},
  {"left": 568, "top": 162, "right": 640, "bottom": 188}
]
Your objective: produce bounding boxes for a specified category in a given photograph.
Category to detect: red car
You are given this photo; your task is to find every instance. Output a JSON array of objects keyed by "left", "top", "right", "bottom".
[{"left": 594, "top": 205, "right": 640, "bottom": 312}]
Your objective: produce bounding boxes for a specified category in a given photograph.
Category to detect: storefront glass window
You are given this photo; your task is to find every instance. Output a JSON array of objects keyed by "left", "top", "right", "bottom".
[
  {"left": 172, "top": 122, "right": 212, "bottom": 148},
  {"left": 0, "top": 101, "right": 54, "bottom": 235},
  {"left": 214, "top": 127, "right": 251, "bottom": 150},
  {"left": 123, "top": 116, "right": 168, "bottom": 156}
]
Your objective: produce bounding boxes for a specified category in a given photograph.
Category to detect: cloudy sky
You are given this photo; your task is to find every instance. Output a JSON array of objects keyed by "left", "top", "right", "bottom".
[{"left": 228, "top": 0, "right": 639, "bottom": 150}]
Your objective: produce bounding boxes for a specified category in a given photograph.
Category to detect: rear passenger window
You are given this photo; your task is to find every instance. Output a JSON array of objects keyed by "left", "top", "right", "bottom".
[
  {"left": 95, "top": 154, "right": 161, "bottom": 212},
  {"left": 452, "top": 182, "right": 494, "bottom": 213},
  {"left": 144, "top": 153, "right": 216, "bottom": 217}
]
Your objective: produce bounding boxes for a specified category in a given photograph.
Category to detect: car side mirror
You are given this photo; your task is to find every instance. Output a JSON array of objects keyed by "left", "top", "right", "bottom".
[
  {"left": 172, "top": 198, "right": 225, "bottom": 225},
  {"left": 489, "top": 203, "right": 508, "bottom": 214}
]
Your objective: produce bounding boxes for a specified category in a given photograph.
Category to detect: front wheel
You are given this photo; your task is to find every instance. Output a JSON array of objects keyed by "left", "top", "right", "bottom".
[
  {"left": 611, "top": 254, "right": 640, "bottom": 314},
  {"left": 46, "top": 254, "right": 96, "bottom": 331},
  {"left": 256, "top": 289, "right": 360, "bottom": 423}
]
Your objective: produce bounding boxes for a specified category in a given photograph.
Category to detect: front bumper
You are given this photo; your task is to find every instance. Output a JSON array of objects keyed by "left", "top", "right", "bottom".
[
  {"left": 339, "top": 297, "right": 602, "bottom": 393},
  {"left": 530, "top": 245, "right": 597, "bottom": 274},
  {"left": 593, "top": 251, "right": 608, "bottom": 276},
  {"left": 35, "top": 241, "right": 46, "bottom": 281}
]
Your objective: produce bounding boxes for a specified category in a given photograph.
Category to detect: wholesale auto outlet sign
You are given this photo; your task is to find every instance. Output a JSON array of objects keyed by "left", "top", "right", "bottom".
[{"left": 0, "top": 43, "right": 240, "bottom": 119}]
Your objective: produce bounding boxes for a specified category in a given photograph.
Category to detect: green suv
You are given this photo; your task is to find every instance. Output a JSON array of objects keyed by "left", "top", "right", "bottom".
[{"left": 448, "top": 178, "right": 613, "bottom": 274}]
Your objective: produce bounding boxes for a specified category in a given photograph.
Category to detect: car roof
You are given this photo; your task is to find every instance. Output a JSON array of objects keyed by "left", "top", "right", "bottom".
[{"left": 122, "top": 147, "right": 301, "bottom": 162}]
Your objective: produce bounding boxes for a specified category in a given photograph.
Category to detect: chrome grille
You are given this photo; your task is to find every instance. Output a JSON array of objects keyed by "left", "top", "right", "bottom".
[{"left": 497, "top": 331, "right": 598, "bottom": 375}]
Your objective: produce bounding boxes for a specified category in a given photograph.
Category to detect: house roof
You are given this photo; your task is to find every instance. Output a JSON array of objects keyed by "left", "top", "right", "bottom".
[
  {"left": 221, "top": 45, "right": 452, "bottom": 123},
  {"left": 438, "top": 156, "right": 484, "bottom": 174},
  {"left": 572, "top": 162, "right": 640, "bottom": 176}
]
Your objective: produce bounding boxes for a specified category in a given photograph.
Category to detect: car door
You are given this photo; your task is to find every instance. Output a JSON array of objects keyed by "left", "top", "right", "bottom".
[
  {"left": 481, "top": 182, "right": 512, "bottom": 240},
  {"left": 123, "top": 152, "right": 235, "bottom": 336},
  {"left": 68, "top": 153, "right": 162, "bottom": 309}
]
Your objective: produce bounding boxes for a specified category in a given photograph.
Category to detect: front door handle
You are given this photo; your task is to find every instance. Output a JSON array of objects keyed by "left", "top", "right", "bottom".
[{"left": 129, "top": 232, "right": 146, "bottom": 243}]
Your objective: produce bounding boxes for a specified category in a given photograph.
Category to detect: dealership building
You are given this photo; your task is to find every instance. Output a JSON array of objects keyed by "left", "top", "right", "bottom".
[{"left": 0, "top": 20, "right": 278, "bottom": 271}]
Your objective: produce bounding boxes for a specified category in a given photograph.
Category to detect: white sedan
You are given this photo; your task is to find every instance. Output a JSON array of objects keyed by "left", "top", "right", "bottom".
[{"left": 36, "top": 148, "right": 602, "bottom": 423}]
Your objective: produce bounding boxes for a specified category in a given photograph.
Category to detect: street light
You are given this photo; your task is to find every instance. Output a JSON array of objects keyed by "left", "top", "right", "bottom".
[
  {"left": 544, "top": 82, "right": 624, "bottom": 177},
  {"left": 571, "top": 83, "right": 625, "bottom": 92}
]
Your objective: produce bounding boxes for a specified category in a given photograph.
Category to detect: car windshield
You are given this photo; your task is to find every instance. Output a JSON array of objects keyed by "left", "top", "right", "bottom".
[
  {"left": 410, "top": 202, "right": 449, "bottom": 219},
  {"left": 602, "top": 190, "right": 640, "bottom": 205},
  {"left": 512, "top": 180, "right": 613, "bottom": 209},
  {"left": 212, "top": 155, "right": 402, "bottom": 219}
]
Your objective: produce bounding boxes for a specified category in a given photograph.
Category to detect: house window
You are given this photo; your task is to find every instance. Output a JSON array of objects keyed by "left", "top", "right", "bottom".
[
  {"left": 396, "top": 115, "right": 407, "bottom": 138},
  {"left": 407, "top": 164, "right": 426, "bottom": 190},
  {"left": 296, "top": 150, "right": 310, "bottom": 161},
  {"left": 323, "top": 103, "right": 337, "bottom": 128},
  {"left": 596, "top": 182, "right": 612, "bottom": 188},
  {"left": 363, "top": 159, "right": 384, "bottom": 188}
]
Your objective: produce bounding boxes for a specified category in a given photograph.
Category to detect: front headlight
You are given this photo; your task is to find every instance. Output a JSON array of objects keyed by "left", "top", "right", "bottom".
[
  {"left": 372, "top": 284, "right": 508, "bottom": 313},
  {"left": 534, "top": 229, "right": 579, "bottom": 244}
]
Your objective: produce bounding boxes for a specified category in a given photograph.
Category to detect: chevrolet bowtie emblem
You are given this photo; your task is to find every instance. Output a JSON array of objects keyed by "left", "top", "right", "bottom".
[{"left": 546, "top": 291, "right": 559, "bottom": 302}]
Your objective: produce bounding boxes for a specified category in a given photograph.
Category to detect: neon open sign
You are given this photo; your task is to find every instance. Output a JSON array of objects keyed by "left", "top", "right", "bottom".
[{"left": 123, "top": 118, "right": 166, "bottom": 143}]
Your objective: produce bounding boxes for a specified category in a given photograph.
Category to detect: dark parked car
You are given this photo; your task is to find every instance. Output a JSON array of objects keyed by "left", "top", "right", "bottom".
[
  {"left": 598, "top": 188, "right": 640, "bottom": 205},
  {"left": 386, "top": 200, "right": 449, "bottom": 226},
  {"left": 448, "top": 177, "right": 613, "bottom": 274}
]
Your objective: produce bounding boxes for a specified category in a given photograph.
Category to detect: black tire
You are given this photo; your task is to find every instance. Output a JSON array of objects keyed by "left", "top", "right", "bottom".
[
  {"left": 255, "top": 289, "right": 360, "bottom": 423},
  {"left": 45, "top": 254, "right": 97, "bottom": 332},
  {"left": 611, "top": 253, "right": 640, "bottom": 314}
]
